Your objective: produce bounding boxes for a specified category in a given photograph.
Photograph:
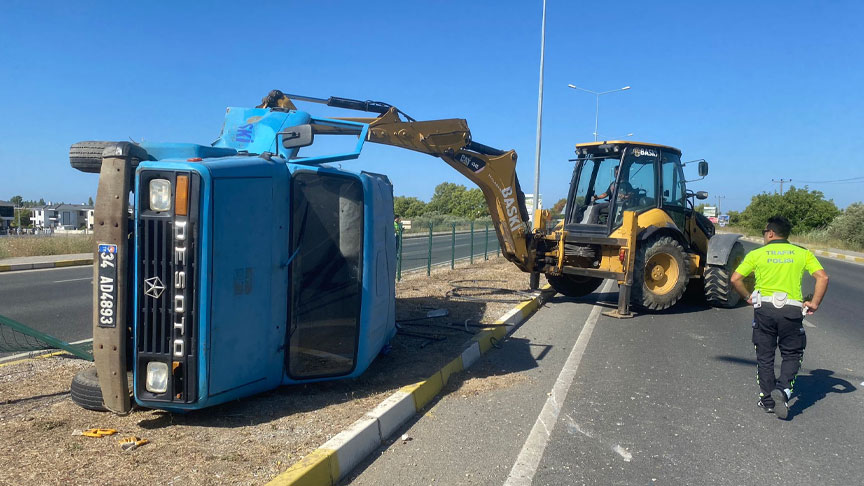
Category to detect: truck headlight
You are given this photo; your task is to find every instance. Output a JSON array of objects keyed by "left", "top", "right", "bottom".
[
  {"left": 146, "top": 361, "right": 169, "bottom": 393},
  {"left": 149, "top": 179, "right": 172, "bottom": 212}
]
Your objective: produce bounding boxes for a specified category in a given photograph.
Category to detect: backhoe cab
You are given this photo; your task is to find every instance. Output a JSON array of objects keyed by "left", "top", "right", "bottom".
[{"left": 542, "top": 141, "right": 744, "bottom": 314}]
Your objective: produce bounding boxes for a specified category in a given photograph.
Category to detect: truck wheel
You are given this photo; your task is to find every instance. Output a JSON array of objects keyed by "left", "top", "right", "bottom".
[
  {"left": 70, "top": 367, "right": 133, "bottom": 412},
  {"left": 547, "top": 273, "right": 604, "bottom": 297},
  {"left": 70, "top": 141, "right": 144, "bottom": 174},
  {"left": 633, "top": 235, "right": 690, "bottom": 310},
  {"left": 70, "top": 367, "right": 108, "bottom": 411},
  {"left": 704, "top": 241, "right": 747, "bottom": 308}
]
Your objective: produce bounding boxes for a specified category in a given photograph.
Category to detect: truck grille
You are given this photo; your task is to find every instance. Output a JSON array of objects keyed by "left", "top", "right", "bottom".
[{"left": 136, "top": 171, "right": 200, "bottom": 403}]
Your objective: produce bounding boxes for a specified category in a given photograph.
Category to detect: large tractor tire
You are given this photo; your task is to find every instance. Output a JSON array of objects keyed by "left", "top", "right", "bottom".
[
  {"left": 547, "top": 273, "right": 604, "bottom": 298},
  {"left": 632, "top": 235, "right": 690, "bottom": 310},
  {"left": 704, "top": 241, "right": 747, "bottom": 308}
]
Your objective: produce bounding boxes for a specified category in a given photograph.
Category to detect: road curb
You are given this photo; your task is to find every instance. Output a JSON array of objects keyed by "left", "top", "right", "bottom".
[
  {"left": 737, "top": 236, "right": 864, "bottom": 265},
  {"left": 266, "top": 284, "right": 556, "bottom": 486},
  {"left": 0, "top": 257, "right": 93, "bottom": 272}
]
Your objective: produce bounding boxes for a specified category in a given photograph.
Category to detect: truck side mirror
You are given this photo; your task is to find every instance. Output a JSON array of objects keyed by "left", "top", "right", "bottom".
[
  {"left": 698, "top": 161, "right": 709, "bottom": 177},
  {"left": 280, "top": 124, "right": 314, "bottom": 149},
  {"left": 696, "top": 191, "right": 709, "bottom": 200}
]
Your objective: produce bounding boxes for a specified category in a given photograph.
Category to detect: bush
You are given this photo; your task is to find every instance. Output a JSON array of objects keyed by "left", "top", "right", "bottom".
[{"left": 827, "top": 202, "right": 864, "bottom": 248}]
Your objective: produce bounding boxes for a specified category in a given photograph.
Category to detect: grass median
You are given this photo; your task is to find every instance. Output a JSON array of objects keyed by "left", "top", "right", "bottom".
[{"left": 0, "top": 235, "right": 94, "bottom": 259}]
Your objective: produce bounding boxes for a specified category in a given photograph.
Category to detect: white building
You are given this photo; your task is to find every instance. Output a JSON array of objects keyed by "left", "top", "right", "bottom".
[{"left": 32, "top": 203, "right": 94, "bottom": 230}]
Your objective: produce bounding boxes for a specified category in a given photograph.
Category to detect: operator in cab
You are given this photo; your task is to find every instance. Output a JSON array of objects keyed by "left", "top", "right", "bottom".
[
  {"left": 730, "top": 215, "right": 829, "bottom": 420},
  {"left": 591, "top": 166, "right": 633, "bottom": 203}
]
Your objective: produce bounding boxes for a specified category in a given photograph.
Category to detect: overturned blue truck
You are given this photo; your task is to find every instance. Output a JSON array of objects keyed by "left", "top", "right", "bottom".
[{"left": 70, "top": 90, "right": 532, "bottom": 413}]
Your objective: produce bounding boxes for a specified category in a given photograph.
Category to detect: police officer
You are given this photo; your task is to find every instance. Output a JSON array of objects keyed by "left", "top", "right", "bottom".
[{"left": 730, "top": 216, "right": 829, "bottom": 419}]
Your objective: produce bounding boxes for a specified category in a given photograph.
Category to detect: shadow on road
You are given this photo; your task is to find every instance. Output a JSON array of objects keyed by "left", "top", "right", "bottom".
[
  {"left": 789, "top": 369, "right": 856, "bottom": 418},
  {"left": 712, "top": 356, "right": 858, "bottom": 417}
]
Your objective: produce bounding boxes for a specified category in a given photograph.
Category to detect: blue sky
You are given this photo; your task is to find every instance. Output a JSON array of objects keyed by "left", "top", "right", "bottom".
[{"left": 2, "top": 0, "right": 862, "bottom": 212}]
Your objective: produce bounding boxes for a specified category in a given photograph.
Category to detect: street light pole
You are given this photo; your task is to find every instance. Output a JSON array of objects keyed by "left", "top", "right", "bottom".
[
  {"left": 567, "top": 84, "right": 631, "bottom": 141},
  {"left": 532, "top": 0, "right": 547, "bottom": 222}
]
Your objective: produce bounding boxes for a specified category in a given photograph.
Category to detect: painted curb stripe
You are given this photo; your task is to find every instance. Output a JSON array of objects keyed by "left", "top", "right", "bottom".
[
  {"left": 267, "top": 284, "right": 554, "bottom": 485},
  {"left": 267, "top": 448, "right": 339, "bottom": 486}
]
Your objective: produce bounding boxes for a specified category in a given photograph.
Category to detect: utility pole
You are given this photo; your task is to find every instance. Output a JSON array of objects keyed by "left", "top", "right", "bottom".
[
  {"left": 716, "top": 195, "right": 726, "bottom": 215},
  {"left": 771, "top": 178, "right": 791, "bottom": 195}
]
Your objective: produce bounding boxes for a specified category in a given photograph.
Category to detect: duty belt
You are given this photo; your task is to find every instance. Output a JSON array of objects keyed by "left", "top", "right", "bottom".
[{"left": 751, "top": 291, "right": 803, "bottom": 309}]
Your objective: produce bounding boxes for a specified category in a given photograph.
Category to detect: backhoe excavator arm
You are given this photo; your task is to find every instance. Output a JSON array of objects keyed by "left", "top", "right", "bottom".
[{"left": 260, "top": 90, "right": 537, "bottom": 272}]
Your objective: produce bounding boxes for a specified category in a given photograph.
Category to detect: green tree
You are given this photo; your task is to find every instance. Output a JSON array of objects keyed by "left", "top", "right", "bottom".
[
  {"left": 88, "top": 196, "right": 94, "bottom": 206},
  {"left": 427, "top": 183, "right": 489, "bottom": 219},
  {"left": 10, "top": 195, "right": 22, "bottom": 207},
  {"left": 727, "top": 210, "right": 741, "bottom": 225},
  {"left": 695, "top": 203, "right": 708, "bottom": 214},
  {"left": 739, "top": 186, "right": 840, "bottom": 234},
  {"left": 13, "top": 208, "right": 31, "bottom": 228},
  {"left": 393, "top": 196, "right": 427, "bottom": 219},
  {"left": 38, "top": 198, "right": 46, "bottom": 206},
  {"left": 549, "top": 198, "right": 567, "bottom": 218}
]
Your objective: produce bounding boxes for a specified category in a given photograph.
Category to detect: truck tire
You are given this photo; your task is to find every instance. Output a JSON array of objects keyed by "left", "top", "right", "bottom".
[
  {"left": 547, "top": 273, "right": 604, "bottom": 298},
  {"left": 70, "top": 367, "right": 133, "bottom": 412},
  {"left": 632, "top": 235, "right": 690, "bottom": 310},
  {"left": 704, "top": 241, "right": 746, "bottom": 308},
  {"left": 69, "top": 141, "right": 145, "bottom": 174},
  {"left": 70, "top": 367, "right": 108, "bottom": 411}
]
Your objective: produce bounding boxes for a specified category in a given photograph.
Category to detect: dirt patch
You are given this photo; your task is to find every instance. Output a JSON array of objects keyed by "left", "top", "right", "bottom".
[{"left": 0, "top": 257, "right": 544, "bottom": 485}]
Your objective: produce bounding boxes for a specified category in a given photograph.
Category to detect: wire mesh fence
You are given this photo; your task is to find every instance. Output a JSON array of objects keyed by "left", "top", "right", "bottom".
[
  {"left": 395, "top": 219, "right": 502, "bottom": 281},
  {"left": 0, "top": 314, "right": 93, "bottom": 360}
]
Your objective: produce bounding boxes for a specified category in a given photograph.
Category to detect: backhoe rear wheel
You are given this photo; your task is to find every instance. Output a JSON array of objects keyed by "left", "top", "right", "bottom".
[
  {"left": 632, "top": 235, "right": 690, "bottom": 311},
  {"left": 704, "top": 241, "right": 747, "bottom": 308},
  {"left": 547, "top": 273, "right": 604, "bottom": 298}
]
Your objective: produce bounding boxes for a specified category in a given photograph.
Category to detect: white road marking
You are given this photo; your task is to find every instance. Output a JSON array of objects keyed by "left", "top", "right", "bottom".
[
  {"left": 613, "top": 444, "right": 632, "bottom": 462},
  {"left": 53, "top": 277, "right": 92, "bottom": 283},
  {"left": 504, "top": 280, "right": 612, "bottom": 486}
]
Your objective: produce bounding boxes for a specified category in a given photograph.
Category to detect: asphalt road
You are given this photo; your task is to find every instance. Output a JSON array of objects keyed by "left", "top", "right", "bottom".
[
  {"left": 401, "top": 230, "right": 501, "bottom": 271},
  {"left": 0, "top": 231, "right": 498, "bottom": 357},
  {"left": 343, "top": 243, "right": 863, "bottom": 485},
  {"left": 0, "top": 266, "right": 92, "bottom": 358}
]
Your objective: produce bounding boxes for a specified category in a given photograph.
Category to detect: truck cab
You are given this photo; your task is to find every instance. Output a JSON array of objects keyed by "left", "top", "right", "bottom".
[{"left": 82, "top": 106, "right": 398, "bottom": 412}]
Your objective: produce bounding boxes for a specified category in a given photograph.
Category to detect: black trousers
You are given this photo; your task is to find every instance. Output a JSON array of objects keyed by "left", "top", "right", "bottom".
[{"left": 752, "top": 305, "right": 807, "bottom": 405}]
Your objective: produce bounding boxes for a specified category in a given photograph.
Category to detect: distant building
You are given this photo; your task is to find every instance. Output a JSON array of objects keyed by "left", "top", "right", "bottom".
[
  {"left": 32, "top": 203, "right": 94, "bottom": 230},
  {"left": 0, "top": 200, "right": 13, "bottom": 231}
]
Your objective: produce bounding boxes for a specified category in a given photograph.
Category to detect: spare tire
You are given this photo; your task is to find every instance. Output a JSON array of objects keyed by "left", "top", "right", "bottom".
[
  {"left": 70, "top": 367, "right": 132, "bottom": 412},
  {"left": 69, "top": 141, "right": 113, "bottom": 173},
  {"left": 69, "top": 141, "right": 147, "bottom": 174},
  {"left": 70, "top": 366, "right": 107, "bottom": 411}
]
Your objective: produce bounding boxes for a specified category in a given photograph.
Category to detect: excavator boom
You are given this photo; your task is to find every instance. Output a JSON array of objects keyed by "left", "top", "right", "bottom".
[{"left": 261, "top": 90, "right": 536, "bottom": 272}]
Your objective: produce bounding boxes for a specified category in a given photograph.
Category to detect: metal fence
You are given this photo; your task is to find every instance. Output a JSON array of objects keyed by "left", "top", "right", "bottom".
[{"left": 396, "top": 221, "right": 501, "bottom": 281}]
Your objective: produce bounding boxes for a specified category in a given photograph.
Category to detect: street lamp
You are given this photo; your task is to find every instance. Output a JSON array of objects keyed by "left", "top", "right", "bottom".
[{"left": 567, "top": 84, "right": 631, "bottom": 141}]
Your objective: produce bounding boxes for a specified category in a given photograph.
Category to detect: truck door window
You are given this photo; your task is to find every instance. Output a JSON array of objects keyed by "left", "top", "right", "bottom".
[
  {"left": 288, "top": 172, "right": 363, "bottom": 379},
  {"left": 661, "top": 152, "right": 686, "bottom": 207}
]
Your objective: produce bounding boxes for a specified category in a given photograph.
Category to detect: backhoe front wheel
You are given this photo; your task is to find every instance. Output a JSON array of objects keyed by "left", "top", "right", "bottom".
[
  {"left": 704, "top": 241, "right": 747, "bottom": 308},
  {"left": 632, "top": 235, "right": 690, "bottom": 311},
  {"left": 547, "top": 273, "right": 604, "bottom": 298}
]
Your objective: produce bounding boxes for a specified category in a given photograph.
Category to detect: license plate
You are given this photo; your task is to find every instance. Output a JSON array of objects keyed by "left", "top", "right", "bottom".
[{"left": 97, "top": 243, "right": 118, "bottom": 328}]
